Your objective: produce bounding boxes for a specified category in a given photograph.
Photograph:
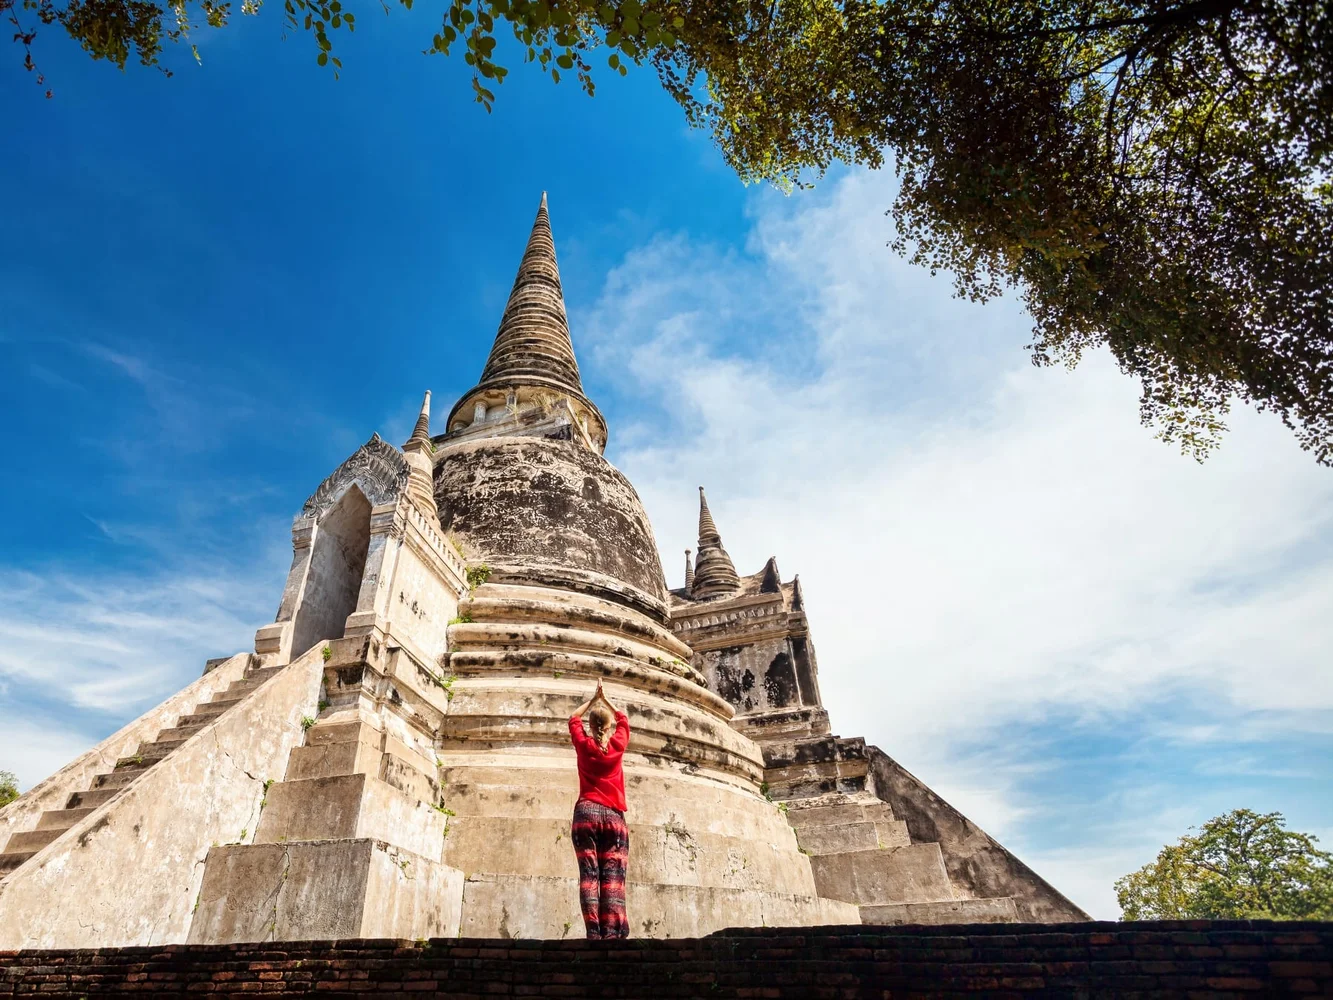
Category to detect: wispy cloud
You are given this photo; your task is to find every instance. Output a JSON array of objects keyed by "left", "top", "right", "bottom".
[{"left": 0, "top": 562, "right": 280, "bottom": 722}]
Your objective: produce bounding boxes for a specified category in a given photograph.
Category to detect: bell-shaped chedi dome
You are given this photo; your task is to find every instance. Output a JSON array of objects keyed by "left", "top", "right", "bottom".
[
  {"left": 433, "top": 193, "right": 667, "bottom": 618},
  {"left": 434, "top": 435, "right": 670, "bottom": 619}
]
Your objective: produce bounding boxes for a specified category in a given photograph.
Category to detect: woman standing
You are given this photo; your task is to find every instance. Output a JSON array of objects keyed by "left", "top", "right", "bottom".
[{"left": 568, "top": 681, "right": 630, "bottom": 939}]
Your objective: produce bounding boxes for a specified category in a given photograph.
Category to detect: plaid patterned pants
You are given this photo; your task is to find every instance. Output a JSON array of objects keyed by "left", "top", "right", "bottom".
[{"left": 571, "top": 799, "right": 629, "bottom": 939}]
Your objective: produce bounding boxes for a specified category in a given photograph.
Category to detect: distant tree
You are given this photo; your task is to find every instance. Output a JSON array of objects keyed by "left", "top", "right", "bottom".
[
  {"left": 0, "top": 770, "right": 18, "bottom": 808},
  {"left": 8, "top": 0, "right": 1332, "bottom": 464},
  {"left": 1116, "top": 809, "right": 1333, "bottom": 920}
]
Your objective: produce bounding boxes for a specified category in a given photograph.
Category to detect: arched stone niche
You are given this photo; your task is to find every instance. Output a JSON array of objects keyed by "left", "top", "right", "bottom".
[{"left": 290, "top": 485, "right": 372, "bottom": 660}]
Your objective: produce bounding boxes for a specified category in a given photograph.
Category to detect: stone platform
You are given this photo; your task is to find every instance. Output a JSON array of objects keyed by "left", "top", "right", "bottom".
[{"left": 2, "top": 921, "right": 1329, "bottom": 997}]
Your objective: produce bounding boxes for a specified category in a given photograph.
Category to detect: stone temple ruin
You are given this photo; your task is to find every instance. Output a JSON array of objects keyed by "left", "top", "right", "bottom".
[{"left": 0, "top": 195, "right": 1087, "bottom": 948}]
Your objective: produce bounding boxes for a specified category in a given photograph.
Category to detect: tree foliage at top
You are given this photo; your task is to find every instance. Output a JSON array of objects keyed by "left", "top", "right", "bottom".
[
  {"left": 1116, "top": 808, "right": 1333, "bottom": 919},
  {"left": 7, "top": 0, "right": 1332, "bottom": 463}
]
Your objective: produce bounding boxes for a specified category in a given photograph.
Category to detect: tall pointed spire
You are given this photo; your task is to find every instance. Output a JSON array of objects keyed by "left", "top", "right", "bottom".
[
  {"left": 445, "top": 193, "right": 607, "bottom": 450},
  {"left": 684, "top": 549, "right": 694, "bottom": 591},
  {"left": 402, "top": 390, "right": 438, "bottom": 519},
  {"left": 690, "top": 487, "right": 740, "bottom": 599},
  {"left": 477, "top": 191, "right": 582, "bottom": 391}
]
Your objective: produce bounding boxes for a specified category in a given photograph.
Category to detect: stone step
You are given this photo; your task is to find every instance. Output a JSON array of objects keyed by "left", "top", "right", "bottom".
[
  {"left": 65, "top": 787, "right": 121, "bottom": 810},
  {"left": 154, "top": 723, "right": 205, "bottom": 743},
  {"left": 179, "top": 707, "right": 225, "bottom": 726},
  {"left": 133, "top": 738, "right": 186, "bottom": 761},
  {"left": 785, "top": 798, "right": 895, "bottom": 825},
  {"left": 36, "top": 806, "right": 97, "bottom": 831},
  {"left": 4, "top": 827, "right": 64, "bottom": 853},
  {"left": 205, "top": 697, "right": 242, "bottom": 711},
  {"left": 245, "top": 666, "right": 284, "bottom": 685},
  {"left": 112, "top": 753, "right": 160, "bottom": 772},
  {"left": 224, "top": 668, "right": 282, "bottom": 697},
  {"left": 794, "top": 819, "right": 911, "bottom": 856},
  {"left": 861, "top": 896, "right": 1019, "bottom": 925},
  {"left": 93, "top": 769, "right": 144, "bottom": 790},
  {"left": 0, "top": 851, "right": 37, "bottom": 875},
  {"left": 808, "top": 843, "right": 955, "bottom": 906}
]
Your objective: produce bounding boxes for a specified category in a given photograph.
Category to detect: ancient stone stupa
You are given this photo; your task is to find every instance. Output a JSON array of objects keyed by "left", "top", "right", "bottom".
[{"left": 0, "top": 195, "right": 1086, "bottom": 948}]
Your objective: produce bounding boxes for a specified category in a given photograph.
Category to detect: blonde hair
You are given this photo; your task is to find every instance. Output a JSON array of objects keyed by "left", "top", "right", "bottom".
[{"left": 588, "top": 704, "right": 615, "bottom": 744}]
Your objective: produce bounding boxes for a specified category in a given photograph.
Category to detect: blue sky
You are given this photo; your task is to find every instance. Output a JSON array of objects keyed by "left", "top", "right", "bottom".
[{"left": 3, "top": 11, "right": 1331, "bottom": 920}]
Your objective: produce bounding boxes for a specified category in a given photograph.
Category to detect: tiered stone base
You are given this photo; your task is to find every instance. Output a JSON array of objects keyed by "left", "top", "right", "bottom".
[
  {"left": 437, "top": 580, "right": 859, "bottom": 937},
  {"left": 762, "top": 733, "right": 1019, "bottom": 924}
]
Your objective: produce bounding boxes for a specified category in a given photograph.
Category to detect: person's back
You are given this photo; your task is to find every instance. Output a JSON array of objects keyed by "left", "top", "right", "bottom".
[{"left": 568, "top": 684, "right": 630, "bottom": 939}]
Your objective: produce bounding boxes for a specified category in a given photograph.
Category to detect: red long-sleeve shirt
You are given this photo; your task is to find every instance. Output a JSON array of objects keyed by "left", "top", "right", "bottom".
[{"left": 568, "top": 710, "right": 629, "bottom": 813}]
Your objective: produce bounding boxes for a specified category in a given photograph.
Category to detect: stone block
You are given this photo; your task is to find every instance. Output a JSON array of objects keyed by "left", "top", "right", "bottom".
[
  {"left": 808, "top": 843, "right": 956, "bottom": 905},
  {"left": 861, "top": 896, "right": 1020, "bottom": 925},
  {"left": 459, "top": 873, "right": 859, "bottom": 939},
  {"left": 188, "top": 839, "right": 463, "bottom": 943},
  {"left": 254, "top": 774, "right": 446, "bottom": 861},
  {"left": 284, "top": 740, "right": 381, "bottom": 783},
  {"left": 793, "top": 821, "right": 881, "bottom": 855}
]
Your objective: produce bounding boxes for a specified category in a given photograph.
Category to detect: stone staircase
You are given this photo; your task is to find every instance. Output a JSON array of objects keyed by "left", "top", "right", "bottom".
[
  {"left": 763, "top": 734, "right": 1018, "bottom": 925},
  {"left": 0, "top": 664, "right": 284, "bottom": 878}
]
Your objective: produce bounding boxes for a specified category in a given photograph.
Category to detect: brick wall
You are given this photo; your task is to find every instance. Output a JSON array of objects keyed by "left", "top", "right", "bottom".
[{"left": 2, "top": 921, "right": 1330, "bottom": 997}]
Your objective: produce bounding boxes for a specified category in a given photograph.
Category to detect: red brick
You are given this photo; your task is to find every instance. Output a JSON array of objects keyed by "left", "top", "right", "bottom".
[
  {"left": 1206, "top": 976, "right": 1265, "bottom": 990},
  {"left": 1270, "top": 961, "right": 1333, "bottom": 977}
]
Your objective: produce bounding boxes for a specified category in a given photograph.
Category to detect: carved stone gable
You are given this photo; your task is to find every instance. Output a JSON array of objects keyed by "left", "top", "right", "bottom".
[{"left": 302, "top": 434, "right": 410, "bottom": 518}]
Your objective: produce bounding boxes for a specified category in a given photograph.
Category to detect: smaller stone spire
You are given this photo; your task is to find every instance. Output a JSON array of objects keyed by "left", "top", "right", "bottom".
[
  {"left": 402, "top": 390, "right": 438, "bottom": 519},
  {"left": 690, "top": 487, "right": 740, "bottom": 599},
  {"left": 684, "top": 549, "right": 694, "bottom": 591},
  {"left": 406, "top": 390, "right": 432, "bottom": 450},
  {"left": 698, "top": 487, "right": 720, "bottom": 542}
]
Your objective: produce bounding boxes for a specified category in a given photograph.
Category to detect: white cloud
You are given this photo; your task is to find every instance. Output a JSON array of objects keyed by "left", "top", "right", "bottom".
[
  {"left": 581, "top": 167, "right": 1333, "bottom": 918},
  {"left": 0, "top": 558, "right": 283, "bottom": 789},
  {"left": 0, "top": 719, "right": 100, "bottom": 795}
]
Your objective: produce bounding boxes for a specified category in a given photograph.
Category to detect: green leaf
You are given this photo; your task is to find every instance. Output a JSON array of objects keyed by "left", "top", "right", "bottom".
[{"left": 317, "top": 51, "right": 328, "bottom": 65}]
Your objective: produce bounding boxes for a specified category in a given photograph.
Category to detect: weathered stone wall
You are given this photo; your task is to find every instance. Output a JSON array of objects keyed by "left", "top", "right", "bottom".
[
  {"left": 697, "top": 635, "right": 805, "bottom": 716},
  {"left": 866, "top": 746, "right": 1088, "bottom": 923},
  {"left": 0, "top": 649, "right": 324, "bottom": 949},
  {"left": 3, "top": 922, "right": 1329, "bottom": 996},
  {"left": 434, "top": 437, "right": 669, "bottom": 618},
  {"left": 341, "top": 498, "right": 466, "bottom": 671}
]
